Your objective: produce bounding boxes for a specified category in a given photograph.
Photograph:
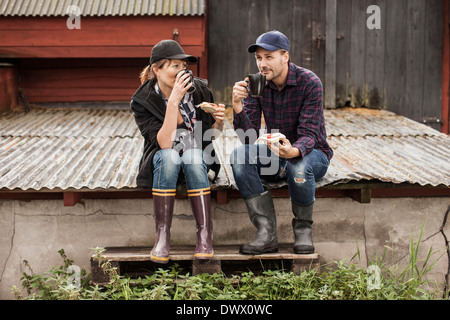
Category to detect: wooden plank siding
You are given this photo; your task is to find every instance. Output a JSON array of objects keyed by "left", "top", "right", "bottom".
[
  {"left": 17, "top": 58, "right": 146, "bottom": 103},
  {"left": 0, "top": 16, "right": 206, "bottom": 58},
  {"left": 207, "top": 0, "right": 445, "bottom": 132},
  {"left": 443, "top": 0, "right": 450, "bottom": 134},
  {"left": 0, "top": 15, "right": 207, "bottom": 103}
]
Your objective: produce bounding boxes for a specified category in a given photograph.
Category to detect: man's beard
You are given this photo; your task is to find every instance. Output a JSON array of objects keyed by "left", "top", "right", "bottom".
[{"left": 261, "top": 67, "right": 282, "bottom": 82}]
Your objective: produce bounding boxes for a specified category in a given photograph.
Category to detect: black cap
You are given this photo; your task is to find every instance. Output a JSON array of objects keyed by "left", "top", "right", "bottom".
[{"left": 150, "top": 40, "right": 198, "bottom": 65}]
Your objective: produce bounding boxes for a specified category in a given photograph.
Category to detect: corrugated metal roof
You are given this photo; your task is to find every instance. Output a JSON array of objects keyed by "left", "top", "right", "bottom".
[
  {"left": 0, "top": 109, "right": 142, "bottom": 190},
  {"left": 0, "top": 0, "right": 206, "bottom": 17},
  {"left": 320, "top": 108, "right": 450, "bottom": 187},
  {"left": 0, "top": 107, "right": 449, "bottom": 191}
]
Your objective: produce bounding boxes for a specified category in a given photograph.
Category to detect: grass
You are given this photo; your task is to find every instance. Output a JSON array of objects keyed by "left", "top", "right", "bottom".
[{"left": 11, "top": 230, "right": 449, "bottom": 300}]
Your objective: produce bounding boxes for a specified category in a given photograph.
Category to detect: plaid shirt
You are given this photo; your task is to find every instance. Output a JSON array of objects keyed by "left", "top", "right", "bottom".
[{"left": 233, "top": 62, "right": 333, "bottom": 161}]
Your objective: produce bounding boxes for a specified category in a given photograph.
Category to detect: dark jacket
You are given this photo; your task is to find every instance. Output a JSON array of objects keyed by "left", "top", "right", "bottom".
[{"left": 130, "top": 77, "right": 220, "bottom": 188}]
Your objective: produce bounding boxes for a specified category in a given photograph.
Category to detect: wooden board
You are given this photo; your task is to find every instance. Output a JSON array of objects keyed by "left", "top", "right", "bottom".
[
  {"left": 90, "top": 244, "right": 320, "bottom": 283},
  {"left": 92, "top": 244, "right": 319, "bottom": 262}
]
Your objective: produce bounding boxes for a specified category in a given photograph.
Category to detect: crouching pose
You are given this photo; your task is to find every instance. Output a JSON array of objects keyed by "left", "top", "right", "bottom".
[
  {"left": 131, "top": 40, "right": 225, "bottom": 263},
  {"left": 231, "top": 31, "right": 333, "bottom": 255}
]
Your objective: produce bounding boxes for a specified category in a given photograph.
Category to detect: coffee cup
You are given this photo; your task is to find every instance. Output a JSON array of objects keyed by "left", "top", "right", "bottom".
[
  {"left": 247, "top": 73, "right": 266, "bottom": 98},
  {"left": 177, "top": 69, "right": 195, "bottom": 93}
]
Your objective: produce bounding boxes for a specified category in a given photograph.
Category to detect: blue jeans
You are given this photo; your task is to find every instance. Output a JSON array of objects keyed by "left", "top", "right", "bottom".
[
  {"left": 230, "top": 144, "right": 329, "bottom": 205},
  {"left": 153, "top": 148, "right": 211, "bottom": 190}
]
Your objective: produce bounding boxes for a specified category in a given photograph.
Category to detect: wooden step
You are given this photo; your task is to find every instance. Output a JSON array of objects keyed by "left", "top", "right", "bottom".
[{"left": 90, "top": 244, "right": 320, "bottom": 284}]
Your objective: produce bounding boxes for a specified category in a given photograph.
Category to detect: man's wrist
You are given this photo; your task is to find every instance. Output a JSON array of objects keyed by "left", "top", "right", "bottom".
[
  {"left": 233, "top": 101, "right": 243, "bottom": 114},
  {"left": 291, "top": 147, "right": 301, "bottom": 158}
]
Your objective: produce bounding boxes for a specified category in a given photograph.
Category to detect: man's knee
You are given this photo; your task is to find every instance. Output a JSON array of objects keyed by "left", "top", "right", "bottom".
[
  {"left": 286, "top": 159, "right": 312, "bottom": 184},
  {"left": 230, "top": 144, "right": 247, "bottom": 166},
  {"left": 230, "top": 144, "right": 262, "bottom": 166}
]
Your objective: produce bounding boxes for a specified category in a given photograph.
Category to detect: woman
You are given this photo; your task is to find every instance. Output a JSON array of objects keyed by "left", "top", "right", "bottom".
[{"left": 130, "top": 40, "right": 225, "bottom": 263}]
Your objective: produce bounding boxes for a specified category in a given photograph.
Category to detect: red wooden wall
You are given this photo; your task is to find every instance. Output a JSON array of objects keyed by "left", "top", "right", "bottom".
[
  {"left": 17, "top": 58, "right": 145, "bottom": 103},
  {"left": 0, "top": 16, "right": 207, "bottom": 103}
]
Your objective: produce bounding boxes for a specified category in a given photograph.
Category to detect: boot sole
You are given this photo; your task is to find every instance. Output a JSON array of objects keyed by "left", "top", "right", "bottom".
[
  {"left": 293, "top": 247, "right": 315, "bottom": 254},
  {"left": 150, "top": 253, "right": 170, "bottom": 264},
  {"left": 239, "top": 245, "right": 279, "bottom": 255},
  {"left": 194, "top": 251, "right": 214, "bottom": 259}
]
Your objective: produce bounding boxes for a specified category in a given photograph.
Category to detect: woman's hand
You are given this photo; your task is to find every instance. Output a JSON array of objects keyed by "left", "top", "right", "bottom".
[
  {"left": 158, "top": 71, "right": 192, "bottom": 148},
  {"left": 211, "top": 104, "right": 225, "bottom": 124},
  {"left": 210, "top": 104, "right": 226, "bottom": 133},
  {"left": 168, "top": 70, "right": 192, "bottom": 106}
]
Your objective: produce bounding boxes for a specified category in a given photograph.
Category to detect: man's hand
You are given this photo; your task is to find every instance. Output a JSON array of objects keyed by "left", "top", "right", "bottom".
[
  {"left": 267, "top": 137, "right": 300, "bottom": 159},
  {"left": 232, "top": 79, "right": 249, "bottom": 114}
]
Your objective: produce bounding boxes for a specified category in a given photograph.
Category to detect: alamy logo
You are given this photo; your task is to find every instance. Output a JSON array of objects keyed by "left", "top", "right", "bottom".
[
  {"left": 367, "top": 5, "right": 381, "bottom": 30},
  {"left": 66, "top": 265, "right": 81, "bottom": 288},
  {"left": 66, "top": 5, "right": 81, "bottom": 29},
  {"left": 367, "top": 265, "right": 382, "bottom": 290}
]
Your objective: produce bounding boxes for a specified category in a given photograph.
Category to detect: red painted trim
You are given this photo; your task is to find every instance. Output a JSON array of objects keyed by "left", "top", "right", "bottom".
[
  {"left": 63, "top": 192, "right": 83, "bottom": 206},
  {"left": 1, "top": 186, "right": 449, "bottom": 206}
]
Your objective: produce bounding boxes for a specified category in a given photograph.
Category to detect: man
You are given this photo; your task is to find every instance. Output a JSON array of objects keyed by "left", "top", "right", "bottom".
[{"left": 230, "top": 30, "right": 333, "bottom": 255}]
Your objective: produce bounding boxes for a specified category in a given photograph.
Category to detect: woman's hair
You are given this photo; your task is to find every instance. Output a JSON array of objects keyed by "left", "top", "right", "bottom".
[{"left": 140, "top": 59, "right": 169, "bottom": 84}]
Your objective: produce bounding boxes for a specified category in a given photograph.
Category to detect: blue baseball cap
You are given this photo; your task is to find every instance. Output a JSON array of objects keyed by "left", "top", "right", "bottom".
[{"left": 248, "top": 30, "right": 290, "bottom": 53}]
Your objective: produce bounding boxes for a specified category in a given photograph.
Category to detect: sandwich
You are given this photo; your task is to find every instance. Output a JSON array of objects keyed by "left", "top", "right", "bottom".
[
  {"left": 198, "top": 102, "right": 221, "bottom": 113},
  {"left": 257, "top": 132, "right": 286, "bottom": 144}
]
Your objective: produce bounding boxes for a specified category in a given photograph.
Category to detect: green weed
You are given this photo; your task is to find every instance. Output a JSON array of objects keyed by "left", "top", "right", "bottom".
[{"left": 12, "top": 234, "right": 448, "bottom": 300}]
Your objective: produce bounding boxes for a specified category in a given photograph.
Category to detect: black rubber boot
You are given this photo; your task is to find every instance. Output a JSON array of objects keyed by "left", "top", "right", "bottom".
[
  {"left": 240, "top": 191, "right": 278, "bottom": 255},
  {"left": 292, "top": 201, "right": 315, "bottom": 254}
]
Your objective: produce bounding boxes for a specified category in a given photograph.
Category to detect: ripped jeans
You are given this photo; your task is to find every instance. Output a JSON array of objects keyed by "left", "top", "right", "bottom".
[{"left": 230, "top": 144, "right": 330, "bottom": 205}]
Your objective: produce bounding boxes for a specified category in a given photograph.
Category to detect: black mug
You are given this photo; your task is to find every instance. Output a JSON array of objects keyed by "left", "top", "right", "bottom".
[
  {"left": 248, "top": 73, "right": 266, "bottom": 98},
  {"left": 177, "top": 69, "right": 195, "bottom": 93}
]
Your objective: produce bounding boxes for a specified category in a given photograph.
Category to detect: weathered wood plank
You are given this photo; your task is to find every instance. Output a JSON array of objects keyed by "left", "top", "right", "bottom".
[
  {"left": 365, "top": 0, "right": 386, "bottom": 109},
  {"left": 298, "top": 0, "right": 314, "bottom": 71},
  {"left": 349, "top": 0, "right": 367, "bottom": 107},
  {"left": 92, "top": 244, "right": 320, "bottom": 262},
  {"left": 325, "top": 0, "right": 337, "bottom": 108},
  {"left": 335, "top": 0, "right": 351, "bottom": 107},
  {"left": 207, "top": 0, "right": 230, "bottom": 103},
  {"left": 269, "top": 0, "right": 293, "bottom": 40},
  {"left": 384, "top": 0, "right": 408, "bottom": 114},
  {"left": 422, "top": 0, "right": 444, "bottom": 131},
  {"left": 90, "top": 244, "right": 320, "bottom": 282},
  {"left": 311, "top": 0, "right": 326, "bottom": 82},
  {"left": 405, "top": 0, "right": 426, "bottom": 121}
]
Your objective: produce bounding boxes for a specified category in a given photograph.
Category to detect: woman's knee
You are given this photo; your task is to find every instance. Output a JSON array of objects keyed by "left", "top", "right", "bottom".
[
  {"left": 182, "top": 149, "right": 208, "bottom": 176},
  {"left": 181, "top": 149, "right": 210, "bottom": 189},
  {"left": 154, "top": 149, "right": 182, "bottom": 169},
  {"left": 181, "top": 148, "right": 205, "bottom": 166},
  {"left": 152, "top": 149, "right": 182, "bottom": 189}
]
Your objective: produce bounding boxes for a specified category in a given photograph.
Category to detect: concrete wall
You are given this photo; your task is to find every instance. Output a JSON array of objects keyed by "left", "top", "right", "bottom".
[{"left": 1, "top": 196, "right": 449, "bottom": 299}]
